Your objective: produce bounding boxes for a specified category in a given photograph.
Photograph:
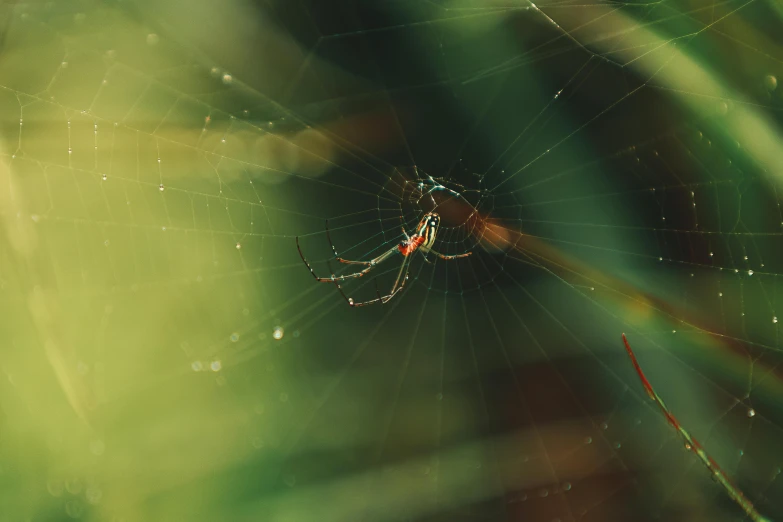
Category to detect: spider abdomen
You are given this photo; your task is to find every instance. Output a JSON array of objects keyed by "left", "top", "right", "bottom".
[{"left": 398, "top": 235, "right": 426, "bottom": 256}]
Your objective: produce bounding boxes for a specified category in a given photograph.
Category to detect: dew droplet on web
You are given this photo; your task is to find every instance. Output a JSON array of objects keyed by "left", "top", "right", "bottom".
[
  {"left": 65, "top": 499, "right": 84, "bottom": 519},
  {"left": 159, "top": 184, "right": 164, "bottom": 191},
  {"left": 562, "top": 482, "right": 571, "bottom": 491},
  {"left": 235, "top": 242, "right": 241, "bottom": 249},
  {"left": 210, "top": 360, "right": 221, "bottom": 372},
  {"left": 191, "top": 360, "right": 203, "bottom": 371},
  {"left": 273, "top": 326, "right": 284, "bottom": 340},
  {"left": 86, "top": 486, "right": 102, "bottom": 505},
  {"left": 747, "top": 408, "right": 756, "bottom": 417},
  {"left": 764, "top": 74, "right": 778, "bottom": 92},
  {"left": 222, "top": 73, "right": 233, "bottom": 84},
  {"left": 90, "top": 439, "right": 105, "bottom": 456},
  {"left": 47, "top": 479, "right": 64, "bottom": 497},
  {"left": 65, "top": 477, "right": 82, "bottom": 494}
]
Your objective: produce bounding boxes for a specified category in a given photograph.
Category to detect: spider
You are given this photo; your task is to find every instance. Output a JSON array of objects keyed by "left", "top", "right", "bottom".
[{"left": 296, "top": 212, "right": 472, "bottom": 307}]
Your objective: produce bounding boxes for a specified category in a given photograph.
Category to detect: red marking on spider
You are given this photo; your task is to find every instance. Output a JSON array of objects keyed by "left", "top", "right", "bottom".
[{"left": 296, "top": 212, "right": 472, "bottom": 307}]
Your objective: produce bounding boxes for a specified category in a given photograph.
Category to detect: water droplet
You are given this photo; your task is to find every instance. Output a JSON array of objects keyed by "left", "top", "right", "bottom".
[
  {"left": 273, "top": 326, "right": 284, "bottom": 340},
  {"left": 101, "top": 173, "right": 107, "bottom": 181},
  {"left": 718, "top": 292, "right": 723, "bottom": 297},
  {"left": 90, "top": 439, "right": 105, "bottom": 456},
  {"left": 159, "top": 184, "right": 164, "bottom": 191},
  {"left": 65, "top": 477, "right": 83, "bottom": 494},
  {"left": 235, "top": 242, "right": 241, "bottom": 249},
  {"left": 614, "top": 441, "right": 622, "bottom": 449},
  {"left": 538, "top": 488, "right": 549, "bottom": 498},
  {"left": 86, "top": 486, "right": 102, "bottom": 504},
  {"left": 774, "top": 316, "right": 778, "bottom": 324},
  {"left": 584, "top": 437, "right": 592, "bottom": 444},
  {"left": 222, "top": 73, "right": 233, "bottom": 84},
  {"left": 562, "top": 482, "right": 571, "bottom": 491},
  {"left": 210, "top": 360, "right": 221, "bottom": 372},
  {"left": 65, "top": 499, "right": 84, "bottom": 519},
  {"left": 230, "top": 333, "right": 239, "bottom": 342},
  {"left": 765, "top": 74, "right": 778, "bottom": 92},
  {"left": 747, "top": 408, "right": 756, "bottom": 417},
  {"left": 601, "top": 422, "right": 608, "bottom": 430},
  {"left": 146, "top": 33, "right": 159, "bottom": 45},
  {"left": 191, "top": 361, "right": 203, "bottom": 371},
  {"left": 748, "top": 270, "right": 754, "bottom": 276},
  {"left": 709, "top": 252, "right": 714, "bottom": 257},
  {"left": 685, "top": 443, "right": 692, "bottom": 451},
  {"left": 47, "top": 479, "right": 64, "bottom": 496},
  {"left": 68, "top": 148, "right": 72, "bottom": 154}
]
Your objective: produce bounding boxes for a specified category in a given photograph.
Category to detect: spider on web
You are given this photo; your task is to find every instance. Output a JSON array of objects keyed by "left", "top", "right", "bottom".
[{"left": 296, "top": 212, "right": 472, "bottom": 307}]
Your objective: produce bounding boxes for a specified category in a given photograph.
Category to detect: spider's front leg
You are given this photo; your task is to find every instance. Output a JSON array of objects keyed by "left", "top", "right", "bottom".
[{"left": 429, "top": 249, "right": 472, "bottom": 261}]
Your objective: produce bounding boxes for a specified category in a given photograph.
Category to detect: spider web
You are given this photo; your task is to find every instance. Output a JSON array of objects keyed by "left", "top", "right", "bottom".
[{"left": 1, "top": 0, "right": 783, "bottom": 521}]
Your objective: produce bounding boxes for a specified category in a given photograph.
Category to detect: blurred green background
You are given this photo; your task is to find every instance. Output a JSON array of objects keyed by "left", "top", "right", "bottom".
[{"left": 1, "top": 1, "right": 783, "bottom": 521}]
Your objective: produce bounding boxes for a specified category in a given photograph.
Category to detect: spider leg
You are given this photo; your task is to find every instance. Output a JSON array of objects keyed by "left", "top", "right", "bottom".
[
  {"left": 297, "top": 236, "right": 399, "bottom": 282},
  {"left": 335, "top": 254, "right": 411, "bottom": 307},
  {"left": 428, "top": 248, "right": 472, "bottom": 261},
  {"left": 326, "top": 219, "right": 392, "bottom": 266},
  {"left": 324, "top": 219, "right": 341, "bottom": 259}
]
